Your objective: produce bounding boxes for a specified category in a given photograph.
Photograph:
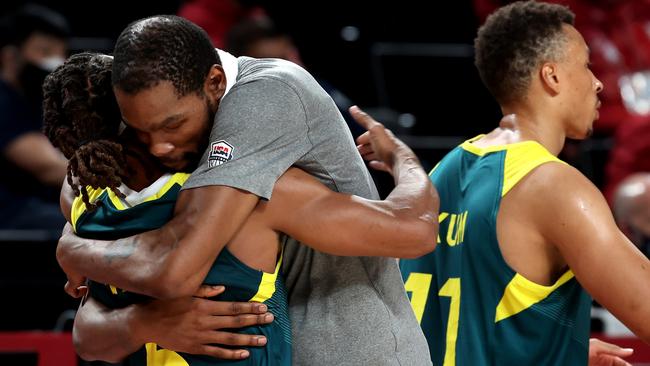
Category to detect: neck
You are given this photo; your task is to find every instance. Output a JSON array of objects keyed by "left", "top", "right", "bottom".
[{"left": 497, "top": 103, "right": 566, "bottom": 156}]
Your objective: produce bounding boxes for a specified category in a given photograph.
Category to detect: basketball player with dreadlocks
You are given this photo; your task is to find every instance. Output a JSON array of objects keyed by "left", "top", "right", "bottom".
[{"left": 43, "top": 52, "right": 437, "bottom": 364}]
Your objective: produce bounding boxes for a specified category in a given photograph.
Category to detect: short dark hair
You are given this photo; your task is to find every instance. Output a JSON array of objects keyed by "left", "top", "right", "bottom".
[
  {"left": 226, "top": 18, "right": 286, "bottom": 57},
  {"left": 43, "top": 52, "right": 125, "bottom": 210},
  {"left": 0, "top": 4, "right": 70, "bottom": 49},
  {"left": 112, "top": 15, "right": 221, "bottom": 96},
  {"left": 474, "top": 1, "right": 575, "bottom": 103}
]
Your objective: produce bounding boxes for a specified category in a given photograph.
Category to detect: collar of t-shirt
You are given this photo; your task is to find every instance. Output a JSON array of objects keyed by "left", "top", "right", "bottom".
[{"left": 216, "top": 48, "right": 238, "bottom": 97}]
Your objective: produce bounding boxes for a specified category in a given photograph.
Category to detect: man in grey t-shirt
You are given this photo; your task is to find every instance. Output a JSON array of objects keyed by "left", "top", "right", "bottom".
[{"left": 57, "top": 16, "right": 435, "bottom": 365}]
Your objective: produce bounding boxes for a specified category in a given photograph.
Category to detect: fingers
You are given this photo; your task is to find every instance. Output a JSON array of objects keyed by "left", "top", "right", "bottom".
[
  {"left": 368, "top": 161, "right": 390, "bottom": 173},
  {"left": 64, "top": 281, "right": 87, "bottom": 298},
  {"left": 201, "top": 300, "right": 269, "bottom": 315},
  {"left": 590, "top": 338, "right": 634, "bottom": 357},
  {"left": 201, "top": 330, "right": 268, "bottom": 347},
  {"left": 612, "top": 358, "right": 632, "bottom": 366},
  {"left": 198, "top": 345, "right": 251, "bottom": 360},
  {"left": 194, "top": 285, "right": 225, "bottom": 298},
  {"left": 349, "top": 105, "right": 379, "bottom": 131},
  {"left": 203, "top": 312, "right": 275, "bottom": 329}
]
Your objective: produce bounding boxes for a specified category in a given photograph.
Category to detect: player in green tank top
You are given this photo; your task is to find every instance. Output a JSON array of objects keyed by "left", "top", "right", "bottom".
[
  {"left": 399, "top": 1, "right": 650, "bottom": 365},
  {"left": 44, "top": 53, "right": 438, "bottom": 364}
]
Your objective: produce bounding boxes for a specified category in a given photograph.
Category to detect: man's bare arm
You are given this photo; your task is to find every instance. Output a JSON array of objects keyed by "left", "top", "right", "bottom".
[
  {"left": 531, "top": 163, "right": 650, "bottom": 342},
  {"left": 5, "top": 132, "right": 67, "bottom": 186},
  {"left": 268, "top": 154, "right": 437, "bottom": 258},
  {"left": 73, "top": 296, "right": 141, "bottom": 362},
  {"left": 73, "top": 287, "right": 273, "bottom": 362},
  {"left": 266, "top": 107, "right": 437, "bottom": 258},
  {"left": 57, "top": 186, "right": 260, "bottom": 299}
]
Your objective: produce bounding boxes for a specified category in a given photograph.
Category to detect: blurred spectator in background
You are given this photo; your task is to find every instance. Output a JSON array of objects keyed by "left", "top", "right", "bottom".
[
  {"left": 178, "top": 0, "right": 267, "bottom": 49},
  {"left": 225, "top": 17, "right": 396, "bottom": 197},
  {"left": 614, "top": 173, "right": 650, "bottom": 257},
  {"left": 0, "top": 4, "right": 69, "bottom": 230},
  {"left": 225, "top": 17, "right": 365, "bottom": 139}
]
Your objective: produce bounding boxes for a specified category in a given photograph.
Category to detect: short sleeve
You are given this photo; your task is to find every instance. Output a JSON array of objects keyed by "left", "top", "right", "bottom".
[{"left": 182, "top": 77, "right": 311, "bottom": 199}]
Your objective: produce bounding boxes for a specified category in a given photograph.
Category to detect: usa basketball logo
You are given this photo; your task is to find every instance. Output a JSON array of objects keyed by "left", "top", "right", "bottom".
[{"left": 208, "top": 140, "right": 234, "bottom": 167}]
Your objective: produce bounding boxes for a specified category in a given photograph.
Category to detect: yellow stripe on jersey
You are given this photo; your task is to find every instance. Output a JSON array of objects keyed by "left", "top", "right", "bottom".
[
  {"left": 250, "top": 248, "right": 284, "bottom": 303},
  {"left": 501, "top": 142, "right": 563, "bottom": 197},
  {"left": 145, "top": 343, "right": 189, "bottom": 366},
  {"left": 107, "top": 173, "right": 191, "bottom": 210},
  {"left": 495, "top": 270, "right": 574, "bottom": 323},
  {"left": 460, "top": 136, "right": 566, "bottom": 197},
  {"left": 429, "top": 162, "right": 442, "bottom": 175},
  {"left": 71, "top": 186, "right": 106, "bottom": 232},
  {"left": 70, "top": 173, "right": 191, "bottom": 231}
]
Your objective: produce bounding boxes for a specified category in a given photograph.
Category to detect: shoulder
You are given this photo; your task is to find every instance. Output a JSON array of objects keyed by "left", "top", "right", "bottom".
[
  {"left": 516, "top": 162, "right": 609, "bottom": 226},
  {"left": 234, "top": 58, "right": 319, "bottom": 96},
  {"left": 522, "top": 162, "right": 597, "bottom": 198}
]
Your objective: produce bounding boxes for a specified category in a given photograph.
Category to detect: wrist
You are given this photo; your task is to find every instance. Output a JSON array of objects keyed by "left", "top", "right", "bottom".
[{"left": 391, "top": 148, "right": 419, "bottom": 177}]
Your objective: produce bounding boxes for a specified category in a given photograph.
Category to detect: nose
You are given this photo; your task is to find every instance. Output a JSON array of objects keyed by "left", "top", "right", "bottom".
[
  {"left": 594, "top": 77, "right": 604, "bottom": 93},
  {"left": 150, "top": 139, "right": 175, "bottom": 158}
]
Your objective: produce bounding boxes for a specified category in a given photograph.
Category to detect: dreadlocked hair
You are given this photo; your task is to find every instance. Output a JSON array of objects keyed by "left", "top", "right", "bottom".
[{"left": 43, "top": 52, "right": 126, "bottom": 211}]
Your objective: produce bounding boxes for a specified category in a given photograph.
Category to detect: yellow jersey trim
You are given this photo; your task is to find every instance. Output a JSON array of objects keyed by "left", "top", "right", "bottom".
[
  {"left": 145, "top": 343, "right": 189, "bottom": 366},
  {"left": 495, "top": 270, "right": 574, "bottom": 323},
  {"left": 250, "top": 248, "right": 284, "bottom": 303},
  {"left": 460, "top": 134, "right": 545, "bottom": 157},
  {"left": 459, "top": 135, "right": 565, "bottom": 197},
  {"left": 70, "top": 187, "right": 106, "bottom": 232},
  {"left": 501, "top": 142, "right": 563, "bottom": 197},
  {"left": 70, "top": 173, "right": 190, "bottom": 231}
]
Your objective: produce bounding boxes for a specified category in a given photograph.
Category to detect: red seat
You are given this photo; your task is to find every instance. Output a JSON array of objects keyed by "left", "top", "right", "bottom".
[{"left": 0, "top": 331, "right": 76, "bottom": 366}]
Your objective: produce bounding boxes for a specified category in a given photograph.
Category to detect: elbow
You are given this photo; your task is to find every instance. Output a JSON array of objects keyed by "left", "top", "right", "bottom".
[
  {"left": 72, "top": 327, "right": 93, "bottom": 361},
  {"left": 73, "top": 323, "right": 124, "bottom": 363}
]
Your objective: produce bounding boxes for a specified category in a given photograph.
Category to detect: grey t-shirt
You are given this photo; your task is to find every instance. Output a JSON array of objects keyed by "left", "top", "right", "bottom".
[{"left": 184, "top": 57, "right": 431, "bottom": 366}]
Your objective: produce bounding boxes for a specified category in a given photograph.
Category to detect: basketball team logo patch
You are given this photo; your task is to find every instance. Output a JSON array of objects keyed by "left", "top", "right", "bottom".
[{"left": 208, "top": 140, "right": 234, "bottom": 167}]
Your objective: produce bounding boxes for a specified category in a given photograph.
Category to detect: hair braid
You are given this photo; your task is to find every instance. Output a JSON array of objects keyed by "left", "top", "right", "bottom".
[{"left": 43, "top": 52, "right": 126, "bottom": 210}]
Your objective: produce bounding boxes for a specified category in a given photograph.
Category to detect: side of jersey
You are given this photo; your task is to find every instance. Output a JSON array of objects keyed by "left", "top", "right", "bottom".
[
  {"left": 71, "top": 173, "right": 292, "bottom": 366},
  {"left": 399, "top": 138, "right": 591, "bottom": 365}
]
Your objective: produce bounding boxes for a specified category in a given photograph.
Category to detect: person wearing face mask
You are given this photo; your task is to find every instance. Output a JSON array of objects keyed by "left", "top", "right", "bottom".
[
  {"left": 0, "top": 4, "right": 69, "bottom": 230},
  {"left": 614, "top": 173, "right": 650, "bottom": 257}
]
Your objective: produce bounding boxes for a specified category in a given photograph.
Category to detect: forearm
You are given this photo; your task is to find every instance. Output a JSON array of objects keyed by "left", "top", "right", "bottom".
[
  {"left": 273, "top": 163, "right": 438, "bottom": 258},
  {"left": 57, "top": 223, "right": 198, "bottom": 298},
  {"left": 73, "top": 296, "right": 143, "bottom": 362},
  {"left": 58, "top": 186, "right": 260, "bottom": 299}
]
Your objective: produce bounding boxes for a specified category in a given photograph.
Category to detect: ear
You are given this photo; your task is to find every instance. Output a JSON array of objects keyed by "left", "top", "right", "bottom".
[
  {"left": 540, "top": 62, "right": 560, "bottom": 95},
  {"left": 204, "top": 64, "right": 227, "bottom": 103}
]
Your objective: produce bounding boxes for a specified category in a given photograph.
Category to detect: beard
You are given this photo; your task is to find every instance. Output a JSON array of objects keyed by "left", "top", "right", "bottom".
[{"left": 177, "top": 99, "right": 215, "bottom": 172}]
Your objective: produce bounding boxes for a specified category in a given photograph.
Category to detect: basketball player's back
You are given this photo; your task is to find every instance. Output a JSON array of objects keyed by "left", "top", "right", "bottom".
[{"left": 400, "top": 136, "right": 591, "bottom": 365}]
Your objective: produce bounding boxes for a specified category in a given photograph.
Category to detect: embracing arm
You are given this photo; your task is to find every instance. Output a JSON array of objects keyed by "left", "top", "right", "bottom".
[
  {"left": 72, "top": 286, "right": 272, "bottom": 362},
  {"left": 266, "top": 107, "right": 438, "bottom": 258},
  {"left": 532, "top": 164, "right": 650, "bottom": 342},
  {"left": 73, "top": 295, "right": 141, "bottom": 362},
  {"left": 268, "top": 161, "right": 437, "bottom": 258},
  {"left": 57, "top": 186, "right": 260, "bottom": 299}
]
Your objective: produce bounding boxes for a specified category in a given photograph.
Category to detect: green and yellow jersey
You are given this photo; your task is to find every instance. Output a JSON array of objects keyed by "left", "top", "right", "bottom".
[
  {"left": 400, "top": 136, "right": 591, "bottom": 365},
  {"left": 71, "top": 173, "right": 291, "bottom": 366}
]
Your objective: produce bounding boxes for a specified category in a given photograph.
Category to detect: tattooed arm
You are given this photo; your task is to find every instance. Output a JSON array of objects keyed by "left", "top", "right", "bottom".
[{"left": 57, "top": 186, "right": 260, "bottom": 299}]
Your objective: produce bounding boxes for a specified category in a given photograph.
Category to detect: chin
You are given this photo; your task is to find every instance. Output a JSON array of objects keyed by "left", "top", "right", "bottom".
[{"left": 162, "top": 160, "right": 187, "bottom": 171}]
